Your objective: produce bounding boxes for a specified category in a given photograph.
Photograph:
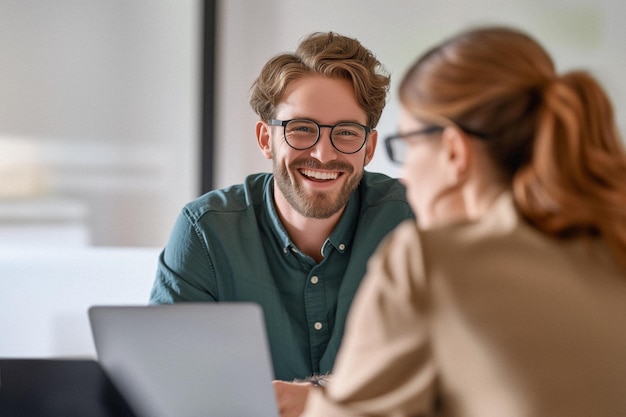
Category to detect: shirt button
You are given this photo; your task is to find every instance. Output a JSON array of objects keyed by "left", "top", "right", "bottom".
[
  {"left": 310, "top": 276, "right": 319, "bottom": 284},
  {"left": 314, "top": 322, "right": 323, "bottom": 330},
  {"left": 338, "top": 243, "right": 346, "bottom": 251}
]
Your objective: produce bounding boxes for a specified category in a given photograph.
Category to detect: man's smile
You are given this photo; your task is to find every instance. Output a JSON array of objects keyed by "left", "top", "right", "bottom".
[{"left": 299, "top": 169, "right": 341, "bottom": 181}]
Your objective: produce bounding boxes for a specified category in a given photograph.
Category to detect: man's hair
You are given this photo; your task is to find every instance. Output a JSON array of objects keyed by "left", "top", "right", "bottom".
[{"left": 250, "top": 32, "right": 390, "bottom": 128}]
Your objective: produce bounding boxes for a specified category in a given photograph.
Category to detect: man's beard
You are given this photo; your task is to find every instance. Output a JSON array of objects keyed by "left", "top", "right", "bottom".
[{"left": 273, "top": 156, "right": 363, "bottom": 219}]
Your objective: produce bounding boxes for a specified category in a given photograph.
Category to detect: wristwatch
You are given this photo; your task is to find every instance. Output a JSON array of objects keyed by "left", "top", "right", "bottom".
[{"left": 309, "top": 376, "right": 329, "bottom": 388}]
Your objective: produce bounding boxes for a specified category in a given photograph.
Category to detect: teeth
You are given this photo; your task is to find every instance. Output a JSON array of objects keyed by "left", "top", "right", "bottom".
[{"left": 302, "top": 169, "right": 338, "bottom": 180}]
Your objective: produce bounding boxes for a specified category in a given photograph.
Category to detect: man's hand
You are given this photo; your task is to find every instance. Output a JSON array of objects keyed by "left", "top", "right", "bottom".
[{"left": 272, "top": 380, "right": 312, "bottom": 417}]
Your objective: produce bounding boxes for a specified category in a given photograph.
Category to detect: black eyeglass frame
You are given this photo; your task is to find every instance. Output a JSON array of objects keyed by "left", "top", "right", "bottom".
[
  {"left": 268, "top": 118, "right": 373, "bottom": 154},
  {"left": 384, "top": 121, "right": 492, "bottom": 164},
  {"left": 384, "top": 126, "right": 443, "bottom": 164}
]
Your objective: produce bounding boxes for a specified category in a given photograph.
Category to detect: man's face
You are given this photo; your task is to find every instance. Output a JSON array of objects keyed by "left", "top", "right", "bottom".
[{"left": 260, "top": 75, "right": 377, "bottom": 219}]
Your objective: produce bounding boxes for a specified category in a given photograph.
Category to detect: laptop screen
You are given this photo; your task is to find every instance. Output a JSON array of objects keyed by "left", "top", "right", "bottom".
[{"left": 89, "top": 303, "right": 279, "bottom": 417}]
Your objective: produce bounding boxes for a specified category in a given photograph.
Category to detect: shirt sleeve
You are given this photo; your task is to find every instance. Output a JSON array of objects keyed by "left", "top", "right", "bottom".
[
  {"left": 149, "top": 208, "right": 218, "bottom": 303},
  {"left": 302, "top": 222, "right": 438, "bottom": 417}
]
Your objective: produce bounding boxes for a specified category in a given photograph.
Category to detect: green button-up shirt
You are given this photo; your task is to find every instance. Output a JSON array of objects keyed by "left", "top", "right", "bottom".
[{"left": 150, "top": 172, "right": 414, "bottom": 380}]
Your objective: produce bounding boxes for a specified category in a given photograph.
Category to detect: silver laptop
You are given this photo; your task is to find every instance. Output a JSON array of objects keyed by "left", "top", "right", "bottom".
[{"left": 88, "top": 303, "right": 279, "bottom": 417}]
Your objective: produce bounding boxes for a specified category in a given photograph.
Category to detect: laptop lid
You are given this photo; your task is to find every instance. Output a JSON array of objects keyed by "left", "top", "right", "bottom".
[{"left": 88, "top": 303, "right": 279, "bottom": 417}]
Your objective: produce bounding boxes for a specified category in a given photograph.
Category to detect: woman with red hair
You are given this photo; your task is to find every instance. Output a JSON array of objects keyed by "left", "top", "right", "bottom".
[{"left": 302, "top": 26, "right": 626, "bottom": 417}]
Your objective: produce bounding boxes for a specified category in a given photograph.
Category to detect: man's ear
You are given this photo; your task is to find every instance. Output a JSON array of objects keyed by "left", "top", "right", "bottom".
[
  {"left": 256, "top": 121, "right": 273, "bottom": 160},
  {"left": 363, "top": 130, "right": 377, "bottom": 166},
  {"left": 440, "top": 126, "right": 471, "bottom": 185}
]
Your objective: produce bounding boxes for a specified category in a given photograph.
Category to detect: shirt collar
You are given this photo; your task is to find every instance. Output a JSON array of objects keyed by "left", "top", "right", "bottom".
[{"left": 322, "top": 189, "right": 359, "bottom": 257}]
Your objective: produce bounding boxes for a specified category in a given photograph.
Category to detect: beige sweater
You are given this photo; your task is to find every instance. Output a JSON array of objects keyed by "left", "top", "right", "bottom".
[{"left": 302, "top": 193, "right": 626, "bottom": 417}]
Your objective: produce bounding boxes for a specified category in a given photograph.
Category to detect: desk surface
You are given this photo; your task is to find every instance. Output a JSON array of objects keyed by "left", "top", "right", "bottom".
[{"left": 0, "top": 359, "right": 136, "bottom": 417}]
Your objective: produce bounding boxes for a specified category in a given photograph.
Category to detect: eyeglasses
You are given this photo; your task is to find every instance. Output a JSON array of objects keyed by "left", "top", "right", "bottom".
[
  {"left": 384, "top": 126, "right": 443, "bottom": 164},
  {"left": 268, "top": 118, "right": 372, "bottom": 154}
]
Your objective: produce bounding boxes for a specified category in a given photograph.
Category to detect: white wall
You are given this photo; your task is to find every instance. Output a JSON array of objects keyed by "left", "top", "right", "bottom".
[
  {"left": 0, "top": 0, "right": 201, "bottom": 247},
  {"left": 0, "top": 246, "right": 160, "bottom": 357},
  {"left": 215, "top": 0, "right": 626, "bottom": 188}
]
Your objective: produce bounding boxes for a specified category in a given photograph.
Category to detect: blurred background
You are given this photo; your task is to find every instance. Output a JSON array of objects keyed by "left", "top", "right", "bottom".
[{"left": 1, "top": 0, "right": 624, "bottom": 248}]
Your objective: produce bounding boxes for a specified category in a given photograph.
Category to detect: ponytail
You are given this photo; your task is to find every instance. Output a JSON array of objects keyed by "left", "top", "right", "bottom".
[{"left": 513, "top": 71, "right": 626, "bottom": 268}]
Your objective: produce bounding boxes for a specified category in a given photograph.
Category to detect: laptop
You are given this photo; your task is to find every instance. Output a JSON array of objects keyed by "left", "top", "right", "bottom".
[{"left": 88, "top": 303, "right": 279, "bottom": 417}]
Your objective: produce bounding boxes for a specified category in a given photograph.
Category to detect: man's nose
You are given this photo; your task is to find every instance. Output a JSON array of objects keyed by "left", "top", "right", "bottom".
[{"left": 308, "top": 127, "right": 338, "bottom": 163}]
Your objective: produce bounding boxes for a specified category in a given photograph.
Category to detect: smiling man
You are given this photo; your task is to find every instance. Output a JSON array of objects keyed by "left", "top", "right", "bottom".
[{"left": 149, "top": 32, "right": 413, "bottom": 417}]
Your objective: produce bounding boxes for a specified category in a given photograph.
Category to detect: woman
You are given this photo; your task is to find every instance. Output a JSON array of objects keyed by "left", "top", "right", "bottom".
[{"left": 301, "top": 26, "right": 626, "bottom": 416}]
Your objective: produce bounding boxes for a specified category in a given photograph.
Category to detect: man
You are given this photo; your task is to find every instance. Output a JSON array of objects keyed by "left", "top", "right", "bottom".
[{"left": 149, "top": 31, "right": 413, "bottom": 416}]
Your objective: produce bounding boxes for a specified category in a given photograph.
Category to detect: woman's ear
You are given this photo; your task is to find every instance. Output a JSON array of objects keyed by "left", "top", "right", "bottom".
[
  {"left": 256, "top": 121, "right": 273, "bottom": 159},
  {"left": 440, "top": 126, "right": 471, "bottom": 185}
]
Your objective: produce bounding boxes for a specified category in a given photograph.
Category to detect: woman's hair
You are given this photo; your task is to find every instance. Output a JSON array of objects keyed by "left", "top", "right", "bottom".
[
  {"left": 400, "top": 26, "right": 626, "bottom": 267},
  {"left": 249, "top": 31, "right": 390, "bottom": 128}
]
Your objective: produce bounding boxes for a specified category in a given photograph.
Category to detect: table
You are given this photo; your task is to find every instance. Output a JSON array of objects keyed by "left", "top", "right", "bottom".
[{"left": 0, "top": 359, "right": 136, "bottom": 417}]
